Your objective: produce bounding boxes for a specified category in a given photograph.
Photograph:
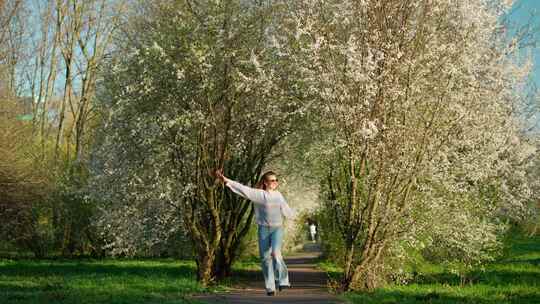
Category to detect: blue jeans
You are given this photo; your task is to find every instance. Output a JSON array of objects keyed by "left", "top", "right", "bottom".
[{"left": 257, "top": 225, "right": 290, "bottom": 292}]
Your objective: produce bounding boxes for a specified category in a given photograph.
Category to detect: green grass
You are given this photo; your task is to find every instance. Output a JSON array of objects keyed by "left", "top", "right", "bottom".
[
  {"left": 0, "top": 258, "right": 210, "bottom": 304},
  {"left": 329, "top": 231, "right": 540, "bottom": 304}
]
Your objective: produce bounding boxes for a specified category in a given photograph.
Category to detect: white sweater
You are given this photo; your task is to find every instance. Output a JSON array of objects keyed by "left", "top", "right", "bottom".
[{"left": 225, "top": 179, "right": 295, "bottom": 227}]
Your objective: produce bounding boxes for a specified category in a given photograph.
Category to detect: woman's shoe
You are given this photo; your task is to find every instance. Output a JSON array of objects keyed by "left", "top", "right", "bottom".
[
  {"left": 266, "top": 291, "right": 275, "bottom": 296},
  {"left": 278, "top": 285, "right": 291, "bottom": 292}
]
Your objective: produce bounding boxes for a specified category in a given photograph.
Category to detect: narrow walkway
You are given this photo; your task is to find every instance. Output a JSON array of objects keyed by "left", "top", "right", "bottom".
[{"left": 192, "top": 243, "right": 344, "bottom": 304}]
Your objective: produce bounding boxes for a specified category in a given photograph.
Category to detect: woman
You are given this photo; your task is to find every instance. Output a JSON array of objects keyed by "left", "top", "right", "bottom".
[{"left": 215, "top": 169, "right": 295, "bottom": 296}]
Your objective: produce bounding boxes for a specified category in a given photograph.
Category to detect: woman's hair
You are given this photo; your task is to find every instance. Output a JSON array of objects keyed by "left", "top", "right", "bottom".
[{"left": 256, "top": 171, "right": 277, "bottom": 190}]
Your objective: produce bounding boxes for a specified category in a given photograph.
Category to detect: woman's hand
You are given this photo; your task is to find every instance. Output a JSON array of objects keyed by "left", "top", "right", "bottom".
[{"left": 215, "top": 169, "right": 226, "bottom": 183}]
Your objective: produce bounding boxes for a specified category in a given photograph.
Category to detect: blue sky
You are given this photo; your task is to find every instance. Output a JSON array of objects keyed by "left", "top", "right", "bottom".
[{"left": 509, "top": 0, "right": 540, "bottom": 87}]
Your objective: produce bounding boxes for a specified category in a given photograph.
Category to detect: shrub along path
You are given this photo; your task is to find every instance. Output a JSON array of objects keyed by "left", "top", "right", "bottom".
[{"left": 192, "top": 243, "right": 344, "bottom": 304}]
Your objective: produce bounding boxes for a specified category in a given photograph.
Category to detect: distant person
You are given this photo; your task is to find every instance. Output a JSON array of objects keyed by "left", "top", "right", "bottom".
[
  {"left": 309, "top": 223, "right": 317, "bottom": 242},
  {"left": 215, "top": 169, "right": 295, "bottom": 296}
]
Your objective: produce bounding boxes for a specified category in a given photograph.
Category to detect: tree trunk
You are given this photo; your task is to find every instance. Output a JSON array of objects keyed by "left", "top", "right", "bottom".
[
  {"left": 196, "top": 250, "right": 216, "bottom": 286},
  {"left": 214, "top": 200, "right": 254, "bottom": 280},
  {"left": 215, "top": 251, "right": 233, "bottom": 279},
  {"left": 342, "top": 241, "right": 356, "bottom": 291}
]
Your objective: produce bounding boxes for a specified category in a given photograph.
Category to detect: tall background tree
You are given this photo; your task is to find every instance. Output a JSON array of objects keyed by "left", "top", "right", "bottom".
[
  {"left": 0, "top": 0, "right": 54, "bottom": 258},
  {"left": 0, "top": 0, "right": 124, "bottom": 257}
]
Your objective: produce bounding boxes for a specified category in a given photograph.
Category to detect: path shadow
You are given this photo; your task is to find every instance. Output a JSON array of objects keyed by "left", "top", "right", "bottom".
[
  {"left": 302, "top": 242, "right": 322, "bottom": 253},
  {"left": 222, "top": 245, "right": 330, "bottom": 291},
  {"left": 286, "top": 255, "right": 321, "bottom": 266}
]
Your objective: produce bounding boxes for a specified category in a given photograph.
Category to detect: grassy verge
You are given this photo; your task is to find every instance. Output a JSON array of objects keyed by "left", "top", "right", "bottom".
[
  {"left": 0, "top": 258, "right": 211, "bottom": 304},
  {"left": 320, "top": 231, "right": 540, "bottom": 304}
]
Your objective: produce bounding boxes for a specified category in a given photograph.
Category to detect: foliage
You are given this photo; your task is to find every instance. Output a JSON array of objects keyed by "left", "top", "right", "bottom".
[
  {"left": 0, "top": 98, "right": 54, "bottom": 257},
  {"left": 521, "top": 140, "right": 540, "bottom": 236},
  {"left": 48, "top": 162, "right": 105, "bottom": 257},
  {"left": 0, "top": 98, "right": 105, "bottom": 258}
]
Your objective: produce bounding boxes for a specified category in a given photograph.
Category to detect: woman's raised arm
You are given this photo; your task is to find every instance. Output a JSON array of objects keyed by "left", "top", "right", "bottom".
[{"left": 215, "top": 170, "right": 265, "bottom": 204}]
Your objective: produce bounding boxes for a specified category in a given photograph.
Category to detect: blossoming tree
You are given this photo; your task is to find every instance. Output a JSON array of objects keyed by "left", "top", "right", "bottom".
[
  {"left": 90, "top": 0, "right": 303, "bottom": 284},
  {"left": 274, "top": 0, "right": 537, "bottom": 290}
]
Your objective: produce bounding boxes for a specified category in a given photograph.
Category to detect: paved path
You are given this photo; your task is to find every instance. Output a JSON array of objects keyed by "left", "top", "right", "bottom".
[{"left": 192, "top": 243, "right": 344, "bottom": 304}]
